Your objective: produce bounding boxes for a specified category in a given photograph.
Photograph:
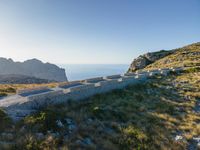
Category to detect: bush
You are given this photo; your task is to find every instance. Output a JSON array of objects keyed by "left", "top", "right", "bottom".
[
  {"left": 0, "top": 109, "right": 12, "bottom": 131},
  {"left": 0, "top": 87, "right": 16, "bottom": 93},
  {"left": 0, "top": 92, "right": 7, "bottom": 97},
  {"left": 184, "top": 67, "right": 200, "bottom": 73}
]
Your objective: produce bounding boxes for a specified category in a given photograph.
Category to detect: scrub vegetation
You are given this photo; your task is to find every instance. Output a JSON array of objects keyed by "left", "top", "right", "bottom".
[{"left": 0, "top": 70, "right": 200, "bottom": 149}]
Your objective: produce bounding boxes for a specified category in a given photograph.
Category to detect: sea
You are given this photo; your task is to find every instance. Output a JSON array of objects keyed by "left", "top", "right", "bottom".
[{"left": 59, "top": 64, "right": 129, "bottom": 81}]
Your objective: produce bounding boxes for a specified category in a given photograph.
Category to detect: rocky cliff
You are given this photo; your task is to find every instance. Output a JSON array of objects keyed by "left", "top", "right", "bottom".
[
  {"left": 0, "top": 58, "right": 67, "bottom": 82},
  {"left": 128, "top": 50, "right": 173, "bottom": 72},
  {"left": 128, "top": 42, "right": 200, "bottom": 72}
]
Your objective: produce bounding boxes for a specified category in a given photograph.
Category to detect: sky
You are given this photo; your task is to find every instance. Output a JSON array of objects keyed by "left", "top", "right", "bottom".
[{"left": 0, "top": 0, "right": 200, "bottom": 64}]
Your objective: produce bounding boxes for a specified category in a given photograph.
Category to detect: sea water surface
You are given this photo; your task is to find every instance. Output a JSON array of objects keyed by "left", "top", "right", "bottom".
[{"left": 59, "top": 64, "right": 129, "bottom": 81}]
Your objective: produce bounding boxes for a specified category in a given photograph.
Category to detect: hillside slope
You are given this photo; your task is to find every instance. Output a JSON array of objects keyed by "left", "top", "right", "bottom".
[
  {"left": 1, "top": 69, "right": 200, "bottom": 149},
  {"left": 0, "top": 74, "right": 54, "bottom": 84},
  {"left": 128, "top": 42, "right": 200, "bottom": 72}
]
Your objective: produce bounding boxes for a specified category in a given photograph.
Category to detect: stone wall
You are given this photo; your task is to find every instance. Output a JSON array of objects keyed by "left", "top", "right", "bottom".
[{"left": 0, "top": 67, "right": 182, "bottom": 121}]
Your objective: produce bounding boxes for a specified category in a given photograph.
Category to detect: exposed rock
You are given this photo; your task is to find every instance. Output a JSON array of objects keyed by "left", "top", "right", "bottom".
[
  {"left": 65, "top": 118, "right": 77, "bottom": 131},
  {"left": 187, "top": 137, "right": 200, "bottom": 150},
  {"left": 83, "top": 137, "right": 93, "bottom": 145},
  {"left": 56, "top": 120, "right": 64, "bottom": 128},
  {"left": 65, "top": 118, "right": 73, "bottom": 124},
  {"left": 0, "top": 57, "right": 67, "bottom": 82},
  {"left": 175, "top": 135, "right": 183, "bottom": 141},
  {"left": 128, "top": 50, "right": 173, "bottom": 72},
  {"left": 194, "top": 100, "right": 200, "bottom": 113},
  {"left": 129, "top": 42, "right": 200, "bottom": 71},
  {"left": 35, "top": 133, "right": 45, "bottom": 140}
]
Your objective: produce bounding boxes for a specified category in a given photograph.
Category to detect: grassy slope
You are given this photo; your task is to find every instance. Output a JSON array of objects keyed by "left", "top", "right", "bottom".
[
  {"left": 0, "top": 83, "right": 59, "bottom": 97},
  {"left": 0, "top": 69, "right": 200, "bottom": 150},
  {"left": 144, "top": 42, "right": 200, "bottom": 70},
  {"left": 0, "top": 42, "right": 200, "bottom": 149}
]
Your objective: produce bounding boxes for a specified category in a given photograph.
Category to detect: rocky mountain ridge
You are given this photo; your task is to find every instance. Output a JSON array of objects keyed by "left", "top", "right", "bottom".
[
  {"left": 0, "top": 58, "right": 67, "bottom": 82},
  {"left": 128, "top": 42, "right": 200, "bottom": 72},
  {"left": 128, "top": 50, "right": 173, "bottom": 72}
]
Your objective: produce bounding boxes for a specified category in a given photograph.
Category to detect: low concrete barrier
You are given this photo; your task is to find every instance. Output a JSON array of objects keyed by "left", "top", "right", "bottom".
[
  {"left": 84, "top": 77, "right": 105, "bottom": 83},
  {"left": 17, "top": 86, "right": 49, "bottom": 95},
  {"left": 105, "top": 74, "right": 122, "bottom": 79},
  {"left": 59, "top": 81, "right": 83, "bottom": 89},
  {"left": 27, "top": 90, "right": 64, "bottom": 109},
  {"left": 124, "top": 72, "right": 137, "bottom": 76},
  {"left": 69, "top": 84, "right": 95, "bottom": 92},
  {"left": 148, "top": 71, "right": 160, "bottom": 76},
  {"left": 0, "top": 67, "right": 184, "bottom": 121}
]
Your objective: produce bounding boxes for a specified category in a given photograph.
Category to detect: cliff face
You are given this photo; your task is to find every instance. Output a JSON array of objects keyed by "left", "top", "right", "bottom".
[
  {"left": 0, "top": 58, "right": 68, "bottom": 82},
  {"left": 128, "top": 50, "right": 173, "bottom": 72}
]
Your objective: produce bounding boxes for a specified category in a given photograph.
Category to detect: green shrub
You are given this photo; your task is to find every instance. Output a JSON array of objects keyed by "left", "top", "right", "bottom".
[
  {"left": 0, "top": 109, "right": 12, "bottom": 131},
  {"left": 0, "top": 92, "right": 7, "bottom": 97},
  {"left": 23, "top": 106, "right": 67, "bottom": 133},
  {"left": 184, "top": 67, "right": 200, "bottom": 73},
  {"left": 117, "top": 125, "right": 148, "bottom": 150},
  {"left": 0, "top": 87, "right": 16, "bottom": 93}
]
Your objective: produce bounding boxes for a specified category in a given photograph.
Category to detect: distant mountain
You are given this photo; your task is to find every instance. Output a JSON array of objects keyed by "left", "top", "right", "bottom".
[
  {"left": 0, "top": 58, "right": 68, "bottom": 82},
  {"left": 128, "top": 42, "right": 200, "bottom": 72}
]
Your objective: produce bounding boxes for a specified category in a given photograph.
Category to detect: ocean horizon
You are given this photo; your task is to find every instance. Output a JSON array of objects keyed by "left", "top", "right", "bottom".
[{"left": 59, "top": 64, "right": 129, "bottom": 81}]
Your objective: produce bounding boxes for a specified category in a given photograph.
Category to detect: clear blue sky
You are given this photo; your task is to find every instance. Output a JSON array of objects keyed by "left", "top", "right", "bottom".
[{"left": 0, "top": 0, "right": 199, "bottom": 64}]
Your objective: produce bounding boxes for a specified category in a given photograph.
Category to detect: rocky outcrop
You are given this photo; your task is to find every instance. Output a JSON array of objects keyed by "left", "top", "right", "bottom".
[
  {"left": 0, "top": 58, "right": 67, "bottom": 82},
  {"left": 128, "top": 50, "right": 173, "bottom": 72}
]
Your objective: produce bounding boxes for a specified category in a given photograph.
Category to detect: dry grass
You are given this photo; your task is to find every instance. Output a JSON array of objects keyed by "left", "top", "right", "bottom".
[
  {"left": 144, "top": 42, "right": 200, "bottom": 70},
  {"left": 0, "top": 70, "right": 200, "bottom": 149},
  {"left": 0, "top": 83, "right": 60, "bottom": 96}
]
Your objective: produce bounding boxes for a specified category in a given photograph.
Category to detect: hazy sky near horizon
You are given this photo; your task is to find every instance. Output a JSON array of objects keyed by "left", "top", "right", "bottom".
[{"left": 0, "top": 0, "right": 200, "bottom": 64}]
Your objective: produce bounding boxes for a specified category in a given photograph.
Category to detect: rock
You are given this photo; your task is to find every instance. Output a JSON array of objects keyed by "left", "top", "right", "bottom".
[
  {"left": 128, "top": 50, "right": 173, "bottom": 72},
  {"left": 175, "top": 135, "right": 184, "bottom": 141},
  {"left": 187, "top": 137, "right": 200, "bottom": 150},
  {"left": 0, "top": 57, "right": 67, "bottom": 82},
  {"left": 193, "top": 137, "right": 200, "bottom": 146},
  {"left": 194, "top": 101, "right": 200, "bottom": 113},
  {"left": 65, "top": 118, "right": 73, "bottom": 124},
  {"left": 68, "top": 124, "right": 76, "bottom": 131},
  {"left": 83, "top": 137, "right": 93, "bottom": 145},
  {"left": 65, "top": 118, "right": 77, "bottom": 131},
  {"left": 75, "top": 139, "right": 85, "bottom": 146},
  {"left": 56, "top": 120, "right": 64, "bottom": 128}
]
